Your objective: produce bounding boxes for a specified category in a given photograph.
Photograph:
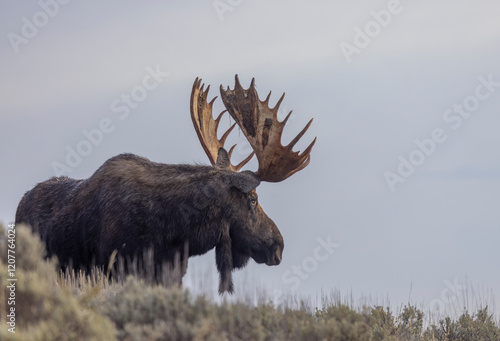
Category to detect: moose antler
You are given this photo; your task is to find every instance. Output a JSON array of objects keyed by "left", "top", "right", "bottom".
[
  {"left": 220, "top": 75, "right": 316, "bottom": 182},
  {"left": 190, "top": 78, "right": 254, "bottom": 171}
]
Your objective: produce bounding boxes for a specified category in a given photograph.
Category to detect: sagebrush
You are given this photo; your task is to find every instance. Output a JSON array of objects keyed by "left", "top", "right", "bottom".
[{"left": 0, "top": 224, "right": 498, "bottom": 340}]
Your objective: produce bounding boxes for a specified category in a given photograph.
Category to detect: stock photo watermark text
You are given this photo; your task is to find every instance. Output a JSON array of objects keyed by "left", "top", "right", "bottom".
[
  {"left": 5, "top": 224, "right": 17, "bottom": 334},
  {"left": 269, "top": 235, "right": 339, "bottom": 305},
  {"left": 384, "top": 74, "right": 500, "bottom": 192},
  {"left": 339, "top": 0, "right": 404, "bottom": 63},
  {"left": 212, "top": 0, "right": 244, "bottom": 21},
  {"left": 51, "top": 64, "right": 169, "bottom": 176},
  {"left": 7, "top": 0, "right": 71, "bottom": 54}
]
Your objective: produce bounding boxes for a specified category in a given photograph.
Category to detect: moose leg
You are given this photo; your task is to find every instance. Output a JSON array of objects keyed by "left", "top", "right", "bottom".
[{"left": 215, "top": 224, "right": 234, "bottom": 294}]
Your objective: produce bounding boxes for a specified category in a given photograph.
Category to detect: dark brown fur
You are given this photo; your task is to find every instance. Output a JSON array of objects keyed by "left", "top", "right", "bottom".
[{"left": 15, "top": 151, "right": 284, "bottom": 293}]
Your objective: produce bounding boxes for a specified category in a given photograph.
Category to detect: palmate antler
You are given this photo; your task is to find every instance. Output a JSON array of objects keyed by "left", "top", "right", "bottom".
[
  {"left": 190, "top": 78, "right": 254, "bottom": 171},
  {"left": 220, "top": 75, "right": 316, "bottom": 182},
  {"left": 190, "top": 75, "right": 316, "bottom": 182}
]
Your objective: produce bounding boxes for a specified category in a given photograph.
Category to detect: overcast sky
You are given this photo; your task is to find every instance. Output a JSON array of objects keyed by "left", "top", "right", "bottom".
[{"left": 1, "top": 1, "right": 500, "bottom": 317}]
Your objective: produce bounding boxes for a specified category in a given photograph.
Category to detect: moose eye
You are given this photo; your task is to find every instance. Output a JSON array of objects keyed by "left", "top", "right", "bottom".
[{"left": 250, "top": 198, "right": 257, "bottom": 207}]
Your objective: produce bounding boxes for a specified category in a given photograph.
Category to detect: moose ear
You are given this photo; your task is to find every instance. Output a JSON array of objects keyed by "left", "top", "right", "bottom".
[
  {"left": 229, "top": 171, "right": 261, "bottom": 193},
  {"left": 215, "top": 148, "right": 231, "bottom": 169}
]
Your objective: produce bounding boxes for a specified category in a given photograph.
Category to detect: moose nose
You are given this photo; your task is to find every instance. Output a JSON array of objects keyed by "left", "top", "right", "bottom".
[
  {"left": 273, "top": 251, "right": 281, "bottom": 265},
  {"left": 267, "top": 247, "right": 282, "bottom": 266}
]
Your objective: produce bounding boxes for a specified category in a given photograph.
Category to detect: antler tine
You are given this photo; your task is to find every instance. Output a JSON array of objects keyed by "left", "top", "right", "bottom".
[
  {"left": 286, "top": 118, "right": 313, "bottom": 150},
  {"left": 301, "top": 136, "right": 317, "bottom": 158},
  {"left": 273, "top": 92, "right": 285, "bottom": 112},
  {"left": 264, "top": 91, "right": 272, "bottom": 104},
  {"left": 220, "top": 75, "right": 316, "bottom": 182},
  {"left": 215, "top": 111, "right": 236, "bottom": 146},
  {"left": 190, "top": 77, "right": 254, "bottom": 171}
]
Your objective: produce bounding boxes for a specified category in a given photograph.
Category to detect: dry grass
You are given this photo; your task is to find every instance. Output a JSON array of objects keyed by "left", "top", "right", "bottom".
[{"left": 1, "top": 224, "right": 498, "bottom": 341}]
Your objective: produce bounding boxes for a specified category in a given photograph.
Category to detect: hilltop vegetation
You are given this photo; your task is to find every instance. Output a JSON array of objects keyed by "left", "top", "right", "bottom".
[{"left": 0, "top": 224, "right": 499, "bottom": 341}]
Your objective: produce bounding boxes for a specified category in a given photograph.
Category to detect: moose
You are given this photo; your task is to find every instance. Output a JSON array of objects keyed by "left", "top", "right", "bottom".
[{"left": 15, "top": 75, "right": 316, "bottom": 293}]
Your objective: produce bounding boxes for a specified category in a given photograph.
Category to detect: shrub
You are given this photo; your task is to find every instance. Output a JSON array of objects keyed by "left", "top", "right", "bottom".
[
  {"left": 0, "top": 224, "right": 116, "bottom": 341},
  {"left": 424, "top": 307, "right": 500, "bottom": 341},
  {"left": 1, "top": 224, "right": 499, "bottom": 340}
]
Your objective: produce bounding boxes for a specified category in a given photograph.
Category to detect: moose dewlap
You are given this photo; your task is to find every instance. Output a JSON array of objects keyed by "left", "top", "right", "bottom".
[{"left": 15, "top": 75, "right": 316, "bottom": 294}]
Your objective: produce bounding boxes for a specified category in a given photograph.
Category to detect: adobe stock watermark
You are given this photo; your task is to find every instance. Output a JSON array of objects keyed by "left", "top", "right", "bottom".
[
  {"left": 339, "top": 0, "right": 405, "bottom": 63},
  {"left": 51, "top": 64, "right": 169, "bottom": 176},
  {"left": 5, "top": 224, "right": 17, "bottom": 334},
  {"left": 7, "top": 0, "right": 71, "bottom": 54},
  {"left": 212, "top": 0, "right": 243, "bottom": 21},
  {"left": 384, "top": 74, "right": 500, "bottom": 192},
  {"left": 270, "top": 235, "right": 340, "bottom": 305},
  {"left": 429, "top": 278, "right": 466, "bottom": 313}
]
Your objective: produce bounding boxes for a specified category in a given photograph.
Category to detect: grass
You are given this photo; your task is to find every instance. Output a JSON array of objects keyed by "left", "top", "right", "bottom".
[{"left": 0, "top": 224, "right": 499, "bottom": 340}]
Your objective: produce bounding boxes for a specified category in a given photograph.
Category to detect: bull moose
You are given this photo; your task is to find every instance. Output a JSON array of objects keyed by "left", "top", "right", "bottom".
[{"left": 15, "top": 75, "right": 316, "bottom": 293}]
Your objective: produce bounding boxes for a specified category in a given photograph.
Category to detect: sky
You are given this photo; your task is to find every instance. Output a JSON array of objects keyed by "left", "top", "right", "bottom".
[{"left": 1, "top": 0, "right": 500, "bottom": 318}]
